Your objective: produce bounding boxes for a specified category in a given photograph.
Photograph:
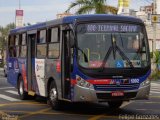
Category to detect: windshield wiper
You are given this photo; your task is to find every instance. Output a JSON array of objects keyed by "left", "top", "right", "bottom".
[
  {"left": 115, "top": 45, "right": 134, "bottom": 68},
  {"left": 99, "top": 35, "right": 134, "bottom": 72},
  {"left": 99, "top": 46, "right": 113, "bottom": 72}
]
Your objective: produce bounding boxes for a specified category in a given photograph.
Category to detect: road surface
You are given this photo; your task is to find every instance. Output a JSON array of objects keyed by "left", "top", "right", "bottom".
[{"left": 0, "top": 69, "right": 160, "bottom": 120}]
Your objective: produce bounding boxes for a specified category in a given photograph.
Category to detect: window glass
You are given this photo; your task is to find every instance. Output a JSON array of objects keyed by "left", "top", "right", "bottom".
[
  {"left": 20, "top": 46, "right": 27, "bottom": 57},
  {"left": 16, "top": 46, "right": 19, "bottom": 57},
  {"left": 38, "top": 30, "right": 46, "bottom": 43},
  {"left": 22, "top": 33, "right": 26, "bottom": 45},
  {"left": 19, "top": 34, "right": 22, "bottom": 45},
  {"left": 51, "top": 28, "right": 58, "bottom": 42},
  {"left": 37, "top": 44, "right": 47, "bottom": 58},
  {"left": 48, "top": 43, "right": 60, "bottom": 58},
  {"left": 9, "top": 36, "right": 15, "bottom": 46},
  {"left": 9, "top": 47, "right": 16, "bottom": 57},
  {"left": 77, "top": 23, "right": 149, "bottom": 68},
  {"left": 15, "top": 35, "right": 19, "bottom": 45}
]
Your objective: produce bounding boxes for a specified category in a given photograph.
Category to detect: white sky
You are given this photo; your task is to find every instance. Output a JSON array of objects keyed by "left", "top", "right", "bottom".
[{"left": 0, "top": 0, "right": 152, "bottom": 27}]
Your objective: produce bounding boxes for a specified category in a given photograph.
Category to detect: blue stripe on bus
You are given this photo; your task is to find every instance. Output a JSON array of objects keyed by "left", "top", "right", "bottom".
[{"left": 10, "top": 14, "right": 143, "bottom": 34}]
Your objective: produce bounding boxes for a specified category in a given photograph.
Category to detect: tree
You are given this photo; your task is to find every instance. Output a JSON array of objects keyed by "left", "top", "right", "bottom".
[
  {"left": 0, "top": 23, "right": 15, "bottom": 65},
  {"left": 66, "top": 0, "right": 118, "bottom": 14}
]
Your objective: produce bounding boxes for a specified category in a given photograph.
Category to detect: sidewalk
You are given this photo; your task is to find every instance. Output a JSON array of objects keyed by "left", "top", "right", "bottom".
[{"left": 151, "top": 79, "right": 160, "bottom": 83}]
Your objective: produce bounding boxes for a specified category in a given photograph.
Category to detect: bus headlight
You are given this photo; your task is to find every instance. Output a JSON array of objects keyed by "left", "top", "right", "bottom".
[
  {"left": 140, "top": 79, "right": 150, "bottom": 88},
  {"left": 76, "top": 75, "right": 94, "bottom": 89}
]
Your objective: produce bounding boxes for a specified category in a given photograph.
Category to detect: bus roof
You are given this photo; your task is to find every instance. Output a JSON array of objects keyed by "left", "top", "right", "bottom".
[{"left": 10, "top": 14, "right": 143, "bottom": 34}]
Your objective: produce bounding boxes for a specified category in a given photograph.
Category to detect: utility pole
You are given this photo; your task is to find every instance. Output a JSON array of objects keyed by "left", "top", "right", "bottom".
[
  {"left": 153, "top": 0, "right": 157, "bottom": 52},
  {"left": 19, "top": 0, "right": 21, "bottom": 9}
]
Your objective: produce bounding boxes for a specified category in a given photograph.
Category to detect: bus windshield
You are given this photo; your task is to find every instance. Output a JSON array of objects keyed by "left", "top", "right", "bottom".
[{"left": 77, "top": 23, "right": 149, "bottom": 69}]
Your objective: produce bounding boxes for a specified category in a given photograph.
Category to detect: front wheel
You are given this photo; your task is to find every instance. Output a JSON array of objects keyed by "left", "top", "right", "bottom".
[
  {"left": 18, "top": 76, "right": 28, "bottom": 100},
  {"left": 108, "top": 101, "right": 123, "bottom": 109},
  {"left": 48, "top": 81, "right": 61, "bottom": 110}
]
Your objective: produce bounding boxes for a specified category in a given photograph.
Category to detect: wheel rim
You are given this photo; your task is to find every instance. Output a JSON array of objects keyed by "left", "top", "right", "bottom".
[
  {"left": 19, "top": 80, "right": 23, "bottom": 95},
  {"left": 49, "top": 88, "right": 57, "bottom": 104}
]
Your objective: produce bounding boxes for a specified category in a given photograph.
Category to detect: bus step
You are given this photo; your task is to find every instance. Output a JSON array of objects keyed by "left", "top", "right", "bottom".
[{"left": 28, "top": 91, "right": 35, "bottom": 96}]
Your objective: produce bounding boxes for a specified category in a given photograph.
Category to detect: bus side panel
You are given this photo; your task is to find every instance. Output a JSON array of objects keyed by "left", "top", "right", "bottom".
[
  {"left": 34, "top": 59, "right": 45, "bottom": 96},
  {"left": 18, "top": 58, "right": 28, "bottom": 91},
  {"left": 45, "top": 59, "right": 62, "bottom": 99},
  {"left": 7, "top": 58, "right": 19, "bottom": 87}
]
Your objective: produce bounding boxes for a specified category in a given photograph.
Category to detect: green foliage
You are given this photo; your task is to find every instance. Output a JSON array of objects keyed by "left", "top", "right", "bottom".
[
  {"left": 150, "top": 52, "right": 153, "bottom": 58},
  {"left": 66, "top": 0, "right": 118, "bottom": 14},
  {"left": 151, "top": 70, "right": 160, "bottom": 80},
  {"left": 0, "top": 23, "right": 15, "bottom": 49},
  {"left": 152, "top": 51, "right": 160, "bottom": 68},
  {"left": 0, "top": 23, "right": 15, "bottom": 66},
  {"left": 150, "top": 51, "right": 160, "bottom": 80}
]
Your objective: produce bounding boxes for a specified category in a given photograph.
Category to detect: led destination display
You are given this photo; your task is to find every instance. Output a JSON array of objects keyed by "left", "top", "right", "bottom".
[{"left": 86, "top": 24, "right": 140, "bottom": 33}]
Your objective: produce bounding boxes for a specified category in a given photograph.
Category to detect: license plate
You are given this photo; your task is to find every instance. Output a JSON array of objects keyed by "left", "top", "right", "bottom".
[{"left": 111, "top": 91, "right": 124, "bottom": 97}]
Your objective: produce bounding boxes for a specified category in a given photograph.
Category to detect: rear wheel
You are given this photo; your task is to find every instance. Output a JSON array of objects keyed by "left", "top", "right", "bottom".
[
  {"left": 48, "top": 81, "right": 61, "bottom": 110},
  {"left": 108, "top": 101, "right": 123, "bottom": 109},
  {"left": 18, "top": 76, "right": 28, "bottom": 100}
]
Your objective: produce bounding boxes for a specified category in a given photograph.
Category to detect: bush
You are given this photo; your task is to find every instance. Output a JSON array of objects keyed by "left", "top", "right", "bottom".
[
  {"left": 150, "top": 70, "right": 160, "bottom": 80},
  {"left": 150, "top": 52, "right": 153, "bottom": 58}
]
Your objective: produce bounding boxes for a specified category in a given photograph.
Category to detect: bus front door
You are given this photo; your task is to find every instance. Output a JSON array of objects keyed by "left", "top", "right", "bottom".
[
  {"left": 27, "top": 32, "right": 36, "bottom": 95},
  {"left": 62, "top": 30, "right": 71, "bottom": 99}
]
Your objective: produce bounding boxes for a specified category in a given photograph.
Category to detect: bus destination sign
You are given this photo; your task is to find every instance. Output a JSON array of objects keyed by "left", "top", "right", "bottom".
[{"left": 86, "top": 24, "right": 139, "bottom": 33}]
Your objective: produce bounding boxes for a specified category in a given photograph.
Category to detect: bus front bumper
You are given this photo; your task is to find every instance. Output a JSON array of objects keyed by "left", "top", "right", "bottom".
[{"left": 73, "top": 84, "right": 150, "bottom": 102}]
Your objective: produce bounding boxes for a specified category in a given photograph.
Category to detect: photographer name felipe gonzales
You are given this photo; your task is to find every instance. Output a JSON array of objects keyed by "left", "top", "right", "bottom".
[{"left": 119, "top": 114, "right": 160, "bottom": 120}]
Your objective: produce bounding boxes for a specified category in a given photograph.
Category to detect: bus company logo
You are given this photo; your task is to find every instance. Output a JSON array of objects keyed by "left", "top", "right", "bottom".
[
  {"left": 36, "top": 60, "right": 43, "bottom": 64},
  {"left": 110, "top": 80, "right": 116, "bottom": 84},
  {"left": 110, "top": 79, "right": 121, "bottom": 85},
  {"left": 36, "top": 64, "right": 43, "bottom": 71},
  {"left": 116, "top": 80, "right": 121, "bottom": 86}
]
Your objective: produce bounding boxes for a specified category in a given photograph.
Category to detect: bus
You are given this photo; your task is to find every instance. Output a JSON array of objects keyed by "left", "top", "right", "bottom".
[{"left": 7, "top": 14, "right": 151, "bottom": 109}]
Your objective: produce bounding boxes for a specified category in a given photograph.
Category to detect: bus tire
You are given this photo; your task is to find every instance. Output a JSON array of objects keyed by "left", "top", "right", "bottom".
[
  {"left": 108, "top": 101, "right": 123, "bottom": 109},
  {"left": 48, "top": 81, "right": 61, "bottom": 110},
  {"left": 18, "top": 76, "right": 28, "bottom": 100}
]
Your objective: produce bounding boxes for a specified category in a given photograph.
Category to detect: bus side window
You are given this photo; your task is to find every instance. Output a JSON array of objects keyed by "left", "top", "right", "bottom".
[
  {"left": 15, "top": 34, "right": 21, "bottom": 57},
  {"left": 48, "top": 27, "right": 60, "bottom": 59},
  {"left": 36, "top": 30, "right": 47, "bottom": 58},
  {"left": 9, "top": 47, "right": 16, "bottom": 57},
  {"left": 8, "top": 35, "right": 16, "bottom": 57},
  {"left": 19, "top": 33, "right": 27, "bottom": 58}
]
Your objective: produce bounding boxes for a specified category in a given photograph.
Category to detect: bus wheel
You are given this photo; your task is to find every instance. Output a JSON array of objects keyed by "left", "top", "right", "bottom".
[
  {"left": 48, "top": 81, "right": 61, "bottom": 110},
  {"left": 18, "top": 76, "right": 28, "bottom": 100},
  {"left": 108, "top": 101, "right": 123, "bottom": 109}
]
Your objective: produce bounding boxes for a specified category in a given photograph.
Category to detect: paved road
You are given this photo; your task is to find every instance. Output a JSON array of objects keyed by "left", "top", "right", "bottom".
[{"left": 0, "top": 70, "right": 160, "bottom": 120}]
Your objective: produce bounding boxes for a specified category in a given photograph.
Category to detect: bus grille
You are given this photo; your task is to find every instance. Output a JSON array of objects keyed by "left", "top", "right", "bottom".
[{"left": 94, "top": 84, "right": 139, "bottom": 91}]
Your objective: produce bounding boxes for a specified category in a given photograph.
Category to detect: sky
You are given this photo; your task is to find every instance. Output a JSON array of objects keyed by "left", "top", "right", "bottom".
[{"left": 0, "top": 0, "right": 152, "bottom": 27}]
